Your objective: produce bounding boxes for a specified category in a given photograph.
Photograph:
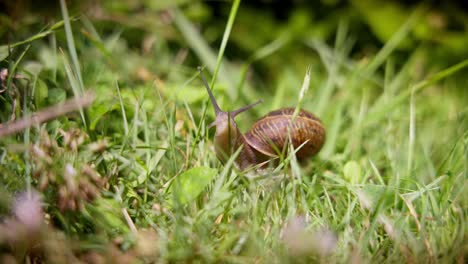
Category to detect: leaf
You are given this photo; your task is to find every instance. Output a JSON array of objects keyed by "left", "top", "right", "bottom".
[
  {"left": 34, "top": 79, "right": 49, "bottom": 108},
  {"left": 343, "top": 160, "right": 361, "bottom": 184},
  {"left": 170, "top": 166, "right": 217, "bottom": 204},
  {"left": 47, "top": 88, "right": 67, "bottom": 104},
  {"left": 88, "top": 100, "right": 120, "bottom": 130},
  {"left": 0, "top": 45, "right": 9, "bottom": 61}
]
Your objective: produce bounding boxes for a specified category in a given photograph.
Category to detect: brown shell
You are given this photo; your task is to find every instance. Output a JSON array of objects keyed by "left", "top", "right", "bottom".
[{"left": 243, "top": 108, "right": 325, "bottom": 160}]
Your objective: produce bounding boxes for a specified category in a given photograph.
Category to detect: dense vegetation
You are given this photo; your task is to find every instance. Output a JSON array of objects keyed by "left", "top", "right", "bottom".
[{"left": 0, "top": 0, "right": 466, "bottom": 262}]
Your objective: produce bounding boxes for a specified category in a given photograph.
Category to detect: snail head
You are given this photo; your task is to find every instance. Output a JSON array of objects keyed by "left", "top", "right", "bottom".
[{"left": 197, "top": 66, "right": 262, "bottom": 131}]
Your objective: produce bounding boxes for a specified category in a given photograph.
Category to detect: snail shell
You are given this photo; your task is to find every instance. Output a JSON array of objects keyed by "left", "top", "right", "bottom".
[
  {"left": 245, "top": 108, "right": 325, "bottom": 160},
  {"left": 237, "top": 108, "right": 325, "bottom": 169}
]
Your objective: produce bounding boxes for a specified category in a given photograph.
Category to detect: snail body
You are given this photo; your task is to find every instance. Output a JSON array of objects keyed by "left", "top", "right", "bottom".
[{"left": 198, "top": 67, "right": 326, "bottom": 170}]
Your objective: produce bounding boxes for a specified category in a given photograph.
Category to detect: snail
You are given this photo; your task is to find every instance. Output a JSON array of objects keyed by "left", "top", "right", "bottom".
[{"left": 198, "top": 67, "right": 326, "bottom": 170}]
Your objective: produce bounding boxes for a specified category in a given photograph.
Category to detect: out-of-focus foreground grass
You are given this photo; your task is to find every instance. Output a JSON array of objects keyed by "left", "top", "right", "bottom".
[{"left": 0, "top": 0, "right": 467, "bottom": 263}]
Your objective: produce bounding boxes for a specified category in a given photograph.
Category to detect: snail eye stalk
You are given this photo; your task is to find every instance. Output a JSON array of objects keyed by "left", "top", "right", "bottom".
[
  {"left": 198, "top": 66, "right": 222, "bottom": 115},
  {"left": 230, "top": 100, "right": 263, "bottom": 117}
]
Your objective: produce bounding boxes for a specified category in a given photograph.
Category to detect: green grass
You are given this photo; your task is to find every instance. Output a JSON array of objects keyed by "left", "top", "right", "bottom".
[{"left": 0, "top": 1, "right": 467, "bottom": 263}]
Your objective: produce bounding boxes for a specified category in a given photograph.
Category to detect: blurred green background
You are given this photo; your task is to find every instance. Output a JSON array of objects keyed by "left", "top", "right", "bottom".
[
  {"left": 2, "top": 0, "right": 467, "bottom": 85},
  {"left": 2, "top": 0, "right": 467, "bottom": 131}
]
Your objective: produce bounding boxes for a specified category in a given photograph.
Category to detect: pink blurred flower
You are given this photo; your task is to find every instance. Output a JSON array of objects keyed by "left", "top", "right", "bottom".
[{"left": 13, "top": 190, "right": 44, "bottom": 231}]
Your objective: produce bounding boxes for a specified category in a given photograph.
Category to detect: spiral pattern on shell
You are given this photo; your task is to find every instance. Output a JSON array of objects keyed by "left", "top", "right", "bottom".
[{"left": 244, "top": 108, "right": 326, "bottom": 160}]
